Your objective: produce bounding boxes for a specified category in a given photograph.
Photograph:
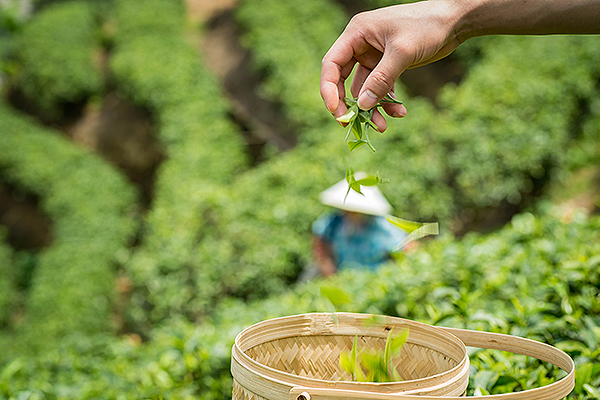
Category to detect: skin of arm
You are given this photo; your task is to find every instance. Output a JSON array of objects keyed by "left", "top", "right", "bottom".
[
  {"left": 312, "top": 235, "right": 337, "bottom": 277},
  {"left": 320, "top": 0, "right": 600, "bottom": 129}
]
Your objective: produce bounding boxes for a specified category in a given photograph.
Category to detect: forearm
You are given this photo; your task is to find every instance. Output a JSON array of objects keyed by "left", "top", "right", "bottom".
[
  {"left": 312, "top": 236, "right": 337, "bottom": 277},
  {"left": 454, "top": 0, "right": 600, "bottom": 40}
]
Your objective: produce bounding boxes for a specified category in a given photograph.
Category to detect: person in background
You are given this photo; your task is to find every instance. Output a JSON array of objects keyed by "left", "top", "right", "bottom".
[
  {"left": 320, "top": 0, "right": 600, "bottom": 129},
  {"left": 311, "top": 173, "right": 407, "bottom": 277}
]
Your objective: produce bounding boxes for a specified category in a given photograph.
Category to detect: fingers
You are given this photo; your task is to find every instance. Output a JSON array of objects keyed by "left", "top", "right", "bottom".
[
  {"left": 380, "top": 91, "right": 407, "bottom": 118},
  {"left": 357, "top": 42, "right": 410, "bottom": 110},
  {"left": 358, "top": 52, "right": 405, "bottom": 110},
  {"left": 321, "top": 33, "right": 359, "bottom": 113},
  {"left": 371, "top": 108, "right": 387, "bottom": 132},
  {"left": 381, "top": 101, "right": 407, "bottom": 118},
  {"left": 350, "top": 64, "right": 370, "bottom": 98},
  {"left": 352, "top": 64, "right": 407, "bottom": 124}
]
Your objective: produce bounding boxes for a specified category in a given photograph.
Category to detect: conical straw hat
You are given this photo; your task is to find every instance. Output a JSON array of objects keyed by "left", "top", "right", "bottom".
[{"left": 319, "top": 172, "right": 392, "bottom": 216}]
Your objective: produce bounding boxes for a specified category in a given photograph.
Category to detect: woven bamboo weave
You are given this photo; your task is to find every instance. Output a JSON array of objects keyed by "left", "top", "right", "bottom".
[
  {"left": 244, "top": 336, "right": 457, "bottom": 382},
  {"left": 231, "top": 313, "right": 576, "bottom": 400},
  {"left": 232, "top": 313, "right": 469, "bottom": 400}
]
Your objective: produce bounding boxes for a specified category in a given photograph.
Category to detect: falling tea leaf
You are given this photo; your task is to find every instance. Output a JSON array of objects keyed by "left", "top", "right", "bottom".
[{"left": 386, "top": 215, "right": 439, "bottom": 251}]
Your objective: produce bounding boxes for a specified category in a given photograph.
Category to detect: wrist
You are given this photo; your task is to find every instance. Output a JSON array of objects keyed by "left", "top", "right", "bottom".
[
  {"left": 446, "top": 0, "right": 487, "bottom": 41},
  {"left": 449, "top": 0, "right": 600, "bottom": 38}
]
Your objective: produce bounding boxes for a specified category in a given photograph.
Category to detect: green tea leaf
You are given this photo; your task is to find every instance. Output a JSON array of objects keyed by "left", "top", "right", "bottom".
[
  {"left": 380, "top": 93, "right": 403, "bottom": 104},
  {"left": 339, "top": 350, "right": 354, "bottom": 377},
  {"left": 348, "top": 140, "right": 367, "bottom": 151},
  {"left": 358, "top": 109, "right": 371, "bottom": 123},
  {"left": 344, "top": 185, "right": 352, "bottom": 203},
  {"left": 344, "top": 97, "right": 357, "bottom": 107},
  {"left": 391, "top": 367, "right": 402, "bottom": 382},
  {"left": 337, "top": 105, "right": 357, "bottom": 123},
  {"left": 367, "top": 119, "right": 380, "bottom": 131},
  {"left": 350, "top": 181, "right": 363, "bottom": 195},
  {"left": 345, "top": 165, "right": 355, "bottom": 184},
  {"left": 358, "top": 350, "right": 380, "bottom": 379},
  {"left": 339, "top": 325, "right": 408, "bottom": 383},
  {"left": 344, "top": 123, "right": 353, "bottom": 142},
  {"left": 385, "top": 216, "right": 424, "bottom": 232},
  {"left": 584, "top": 383, "right": 600, "bottom": 398},
  {"left": 320, "top": 285, "right": 352, "bottom": 306},
  {"left": 386, "top": 215, "right": 439, "bottom": 251},
  {"left": 351, "top": 119, "right": 362, "bottom": 140},
  {"left": 355, "top": 175, "right": 380, "bottom": 187},
  {"left": 362, "top": 125, "right": 376, "bottom": 152},
  {"left": 390, "top": 328, "right": 409, "bottom": 353}
]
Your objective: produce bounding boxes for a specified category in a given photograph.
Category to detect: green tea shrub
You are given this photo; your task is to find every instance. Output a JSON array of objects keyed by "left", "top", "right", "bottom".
[
  {"left": 109, "top": 0, "right": 183, "bottom": 44},
  {"left": 352, "top": 35, "right": 600, "bottom": 222},
  {"left": 0, "top": 322, "right": 233, "bottom": 399},
  {"left": 438, "top": 36, "right": 600, "bottom": 208},
  {"left": 124, "top": 141, "right": 345, "bottom": 323},
  {"left": 0, "top": 0, "right": 25, "bottom": 77},
  {"left": 189, "top": 147, "right": 338, "bottom": 309},
  {"left": 206, "top": 204, "right": 600, "bottom": 397},
  {"left": 1, "top": 206, "right": 598, "bottom": 398},
  {"left": 0, "top": 103, "right": 137, "bottom": 346},
  {"left": 15, "top": 1, "right": 102, "bottom": 120},
  {"left": 236, "top": 0, "right": 600, "bottom": 226},
  {"left": 236, "top": 0, "right": 346, "bottom": 131},
  {"left": 0, "top": 229, "right": 14, "bottom": 326},
  {"left": 359, "top": 96, "right": 455, "bottom": 221},
  {"left": 111, "top": 0, "right": 247, "bottom": 327},
  {"left": 564, "top": 96, "right": 600, "bottom": 171}
]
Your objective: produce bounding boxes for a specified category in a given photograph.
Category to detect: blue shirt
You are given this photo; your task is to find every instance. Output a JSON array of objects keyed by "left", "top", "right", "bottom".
[{"left": 312, "top": 212, "right": 407, "bottom": 271}]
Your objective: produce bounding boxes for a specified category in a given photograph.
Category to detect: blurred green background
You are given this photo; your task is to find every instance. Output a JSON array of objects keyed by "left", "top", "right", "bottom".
[{"left": 0, "top": 0, "right": 599, "bottom": 398}]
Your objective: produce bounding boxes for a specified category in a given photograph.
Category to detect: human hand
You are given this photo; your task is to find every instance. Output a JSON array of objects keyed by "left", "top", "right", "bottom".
[{"left": 320, "top": 0, "right": 466, "bottom": 131}]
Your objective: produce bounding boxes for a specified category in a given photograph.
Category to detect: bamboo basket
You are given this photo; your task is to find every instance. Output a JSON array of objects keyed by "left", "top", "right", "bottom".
[{"left": 231, "top": 313, "right": 575, "bottom": 400}]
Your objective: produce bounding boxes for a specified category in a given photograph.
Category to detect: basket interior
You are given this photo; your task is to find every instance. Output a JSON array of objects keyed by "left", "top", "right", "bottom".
[{"left": 244, "top": 334, "right": 459, "bottom": 382}]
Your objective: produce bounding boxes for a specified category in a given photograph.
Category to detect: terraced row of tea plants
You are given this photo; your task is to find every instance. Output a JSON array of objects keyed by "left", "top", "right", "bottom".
[
  {"left": 1, "top": 205, "right": 598, "bottom": 398},
  {"left": 0, "top": 0, "right": 599, "bottom": 398}
]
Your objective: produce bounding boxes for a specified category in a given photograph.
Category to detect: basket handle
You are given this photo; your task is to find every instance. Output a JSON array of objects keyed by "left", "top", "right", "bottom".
[{"left": 289, "top": 327, "right": 575, "bottom": 400}]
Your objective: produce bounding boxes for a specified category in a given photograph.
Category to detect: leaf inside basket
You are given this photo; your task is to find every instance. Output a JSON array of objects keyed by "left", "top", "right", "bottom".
[{"left": 339, "top": 327, "right": 409, "bottom": 382}]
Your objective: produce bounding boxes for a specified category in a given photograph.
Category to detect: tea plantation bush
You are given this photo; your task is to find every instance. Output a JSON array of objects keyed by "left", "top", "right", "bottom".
[
  {"left": 237, "top": 1, "right": 600, "bottom": 223},
  {"left": 189, "top": 146, "right": 341, "bottom": 311},
  {"left": 1, "top": 0, "right": 600, "bottom": 397},
  {"left": 0, "top": 231, "right": 14, "bottom": 326},
  {"left": 204, "top": 204, "right": 600, "bottom": 398},
  {"left": 564, "top": 95, "right": 600, "bottom": 171},
  {"left": 110, "top": 0, "right": 248, "bottom": 328},
  {"left": 179, "top": 0, "right": 370, "bottom": 314},
  {"left": 236, "top": 0, "right": 347, "bottom": 131},
  {"left": 438, "top": 36, "right": 600, "bottom": 208},
  {"left": 1, "top": 206, "right": 598, "bottom": 398},
  {"left": 14, "top": 1, "right": 102, "bottom": 120},
  {"left": 151, "top": 0, "right": 600, "bottom": 325},
  {"left": 0, "top": 103, "right": 137, "bottom": 347},
  {"left": 366, "top": 35, "right": 600, "bottom": 221}
]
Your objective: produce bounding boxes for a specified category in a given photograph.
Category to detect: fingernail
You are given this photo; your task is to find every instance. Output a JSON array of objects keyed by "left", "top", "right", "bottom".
[
  {"left": 357, "top": 90, "right": 378, "bottom": 110},
  {"left": 325, "top": 101, "right": 336, "bottom": 113},
  {"left": 392, "top": 108, "right": 407, "bottom": 118}
]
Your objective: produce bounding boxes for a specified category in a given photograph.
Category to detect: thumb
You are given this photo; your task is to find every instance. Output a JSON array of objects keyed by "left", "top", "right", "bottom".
[{"left": 357, "top": 50, "right": 407, "bottom": 110}]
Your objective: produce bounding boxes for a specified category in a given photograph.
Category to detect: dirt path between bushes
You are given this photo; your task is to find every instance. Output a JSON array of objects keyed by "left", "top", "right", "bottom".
[{"left": 187, "top": 0, "right": 298, "bottom": 162}]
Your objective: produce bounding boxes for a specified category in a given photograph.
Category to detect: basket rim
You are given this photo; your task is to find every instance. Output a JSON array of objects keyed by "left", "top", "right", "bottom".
[{"left": 232, "top": 312, "right": 469, "bottom": 391}]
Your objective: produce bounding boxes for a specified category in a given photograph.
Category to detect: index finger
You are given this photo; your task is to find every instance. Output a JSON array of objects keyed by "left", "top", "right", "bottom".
[{"left": 320, "top": 35, "right": 357, "bottom": 114}]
